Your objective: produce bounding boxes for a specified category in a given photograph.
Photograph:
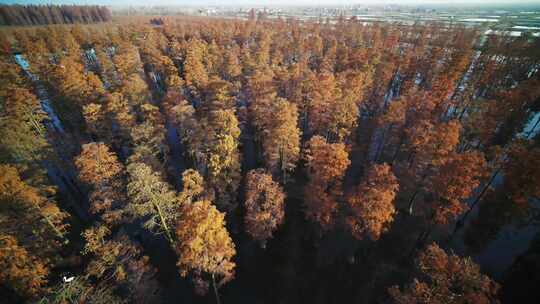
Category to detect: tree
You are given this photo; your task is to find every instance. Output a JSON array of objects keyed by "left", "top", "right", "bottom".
[
  {"left": 0, "top": 86, "right": 50, "bottom": 166},
  {"left": 253, "top": 30, "right": 272, "bottom": 68},
  {"left": 338, "top": 69, "right": 372, "bottom": 106},
  {"left": 82, "top": 226, "right": 160, "bottom": 303},
  {"left": 204, "top": 109, "right": 242, "bottom": 211},
  {"left": 75, "top": 143, "right": 124, "bottom": 190},
  {"left": 463, "top": 78, "right": 540, "bottom": 148},
  {"left": 427, "top": 151, "right": 487, "bottom": 225},
  {"left": 408, "top": 120, "right": 461, "bottom": 169},
  {"left": 83, "top": 103, "right": 108, "bottom": 141},
  {"left": 129, "top": 119, "right": 168, "bottom": 175},
  {"left": 303, "top": 136, "right": 350, "bottom": 229},
  {"left": 503, "top": 142, "right": 540, "bottom": 207},
  {"left": 307, "top": 71, "right": 340, "bottom": 137},
  {"left": 200, "top": 77, "right": 236, "bottom": 114},
  {"left": 162, "top": 55, "right": 184, "bottom": 90},
  {"left": 51, "top": 56, "right": 104, "bottom": 105},
  {"left": 38, "top": 277, "right": 123, "bottom": 304},
  {"left": 244, "top": 169, "right": 286, "bottom": 247},
  {"left": 103, "top": 92, "right": 136, "bottom": 150},
  {"left": 403, "top": 119, "right": 462, "bottom": 215},
  {"left": 255, "top": 98, "right": 300, "bottom": 183},
  {"left": 306, "top": 70, "right": 359, "bottom": 142},
  {"left": 120, "top": 73, "right": 151, "bottom": 109},
  {"left": 49, "top": 55, "right": 105, "bottom": 132},
  {"left": 222, "top": 46, "right": 242, "bottom": 81},
  {"left": 113, "top": 42, "right": 143, "bottom": 83},
  {"left": 389, "top": 243, "right": 500, "bottom": 304},
  {"left": 245, "top": 67, "right": 276, "bottom": 103},
  {"left": 265, "top": 98, "right": 301, "bottom": 182},
  {"left": 0, "top": 234, "right": 48, "bottom": 299},
  {"left": 164, "top": 90, "right": 193, "bottom": 126},
  {"left": 0, "top": 165, "right": 69, "bottom": 254},
  {"left": 0, "top": 5, "right": 112, "bottom": 26},
  {"left": 346, "top": 164, "right": 399, "bottom": 241},
  {"left": 326, "top": 93, "right": 359, "bottom": 142},
  {"left": 178, "top": 169, "right": 205, "bottom": 205},
  {"left": 95, "top": 47, "right": 118, "bottom": 88},
  {"left": 175, "top": 200, "right": 236, "bottom": 303},
  {"left": 463, "top": 141, "right": 540, "bottom": 252},
  {"left": 75, "top": 142, "right": 126, "bottom": 224},
  {"left": 0, "top": 61, "right": 25, "bottom": 92},
  {"left": 250, "top": 94, "right": 301, "bottom": 181},
  {"left": 183, "top": 38, "right": 209, "bottom": 98},
  {"left": 126, "top": 162, "right": 178, "bottom": 244},
  {"left": 278, "top": 65, "right": 316, "bottom": 133}
]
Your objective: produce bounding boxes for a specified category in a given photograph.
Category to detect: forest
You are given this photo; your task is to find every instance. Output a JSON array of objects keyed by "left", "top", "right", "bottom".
[
  {"left": 0, "top": 5, "right": 112, "bottom": 26},
  {"left": 0, "top": 12, "right": 539, "bottom": 304}
]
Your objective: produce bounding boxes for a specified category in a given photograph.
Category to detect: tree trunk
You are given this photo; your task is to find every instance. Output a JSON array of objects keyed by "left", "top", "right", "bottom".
[
  {"left": 407, "top": 169, "right": 430, "bottom": 215},
  {"left": 389, "top": 137, "right": 405, "bottom": 166},
  {"left": 375, "top": 123, "right": 392, "bottom": 162},
  {"left": 212, "top": 273, "right": 221, "bottom": 304},
  {"left": 154, "top": 201, "right": 174, "bottom": 245},
  {"left": 407, "top": 187, "right": 420, "bottom": 215},
  {"left": 448, "top": 167, "right": 501, "bottom": 240},
  {"left": 449, "top": 118, "right": 540, "bottom": 241},
  {"left": 279, "top": 146, "right": 287, "bottom": 184},
  {"left": 457, "top": 103, "right": 469, "bottom": 122},
  {"left": 33, "top": 202, "right": 67, "bottom": 244}
]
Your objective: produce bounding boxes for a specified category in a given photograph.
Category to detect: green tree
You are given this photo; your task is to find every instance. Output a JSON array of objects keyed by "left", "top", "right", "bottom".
[{"left": 126, "top": 162, "right": 178, "bottom": 244}]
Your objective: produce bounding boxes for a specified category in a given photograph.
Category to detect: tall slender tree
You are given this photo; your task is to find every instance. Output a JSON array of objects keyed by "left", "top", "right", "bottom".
[
  {"left": 244, "top": 169, "right": 286, "bottom": 247},
  {"left": 175, "top": 200, "right": 236, "bottom": 304},
  {"left": 346, "top": 164, "right": 399, "bottom": 241},
  {"left": 303, "top": 136, "right": 350, "bottom": 230},
  {"left": 126, "top": 162, "right": 178, "bottom": 244}
]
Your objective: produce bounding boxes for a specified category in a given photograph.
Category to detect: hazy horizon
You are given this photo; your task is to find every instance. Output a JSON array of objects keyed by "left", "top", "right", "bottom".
[{"left": 3, "top": 0, "right": 540, "bottom": 7}]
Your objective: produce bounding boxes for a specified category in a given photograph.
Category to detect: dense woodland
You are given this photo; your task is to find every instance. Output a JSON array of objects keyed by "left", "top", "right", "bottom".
[
  {"left": 0, "top": 5, "right": 112, "bottom": 26},
  {"left": 0, "top": 14, "right": 540, "bottom": 304}
]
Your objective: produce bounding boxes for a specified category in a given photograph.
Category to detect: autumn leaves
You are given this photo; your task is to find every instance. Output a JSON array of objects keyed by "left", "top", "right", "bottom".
[
  {"left": 389, "top": 243, "right": 500, "bottom": 303},
  {"left": 2, "top": 12, "right": 540, "bottom": 303},
  {"left": 244, "top": 169, "right": 286, "bottom": 248},
  {"left": 304, "top": 136, "right": 350, "bottom": 230},
  {"left": 0, "top": 165, "right": 68, "bottom": 298},
  {"left": 74, "top": 142, "right": 237, "bottom": 300}
]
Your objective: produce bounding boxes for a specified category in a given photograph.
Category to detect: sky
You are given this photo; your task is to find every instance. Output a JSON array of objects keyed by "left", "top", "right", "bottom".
[{"left": 2, "top": 0, "right": 540, "bottom": 6}]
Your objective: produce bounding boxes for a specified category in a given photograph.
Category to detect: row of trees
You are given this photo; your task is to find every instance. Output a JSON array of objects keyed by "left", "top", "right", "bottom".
[
  {"left": 0, "top": 14, "right": 539, "bottom": 303},
  {"left": 0, "top": 5, "right": 112, "bottom": 26}
]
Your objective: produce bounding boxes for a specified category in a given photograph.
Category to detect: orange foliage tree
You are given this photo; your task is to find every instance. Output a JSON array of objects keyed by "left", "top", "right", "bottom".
[
  {"left": 303, "top": 136, "right": 350, "bottom": 230},
  {"left": 75, "top": 142, "right": 126, "bottom": 224},
  {"left": 346, "top": 164, "right": 399, "bottom": 241},
  {"left": 389, "top": 243, "right": 500, "bottom": 304},
  {"left": 244, "top": 169, "right": 286, "bottom": 247},
  {"left": 175, "top": 200, "right": 236, "bottom": 302},
  {"left": 0, "top": 165, "right": 69, "bottom": 254},
  {"left": 82, "top": 225, "right": 160, "bottom": 303},
  {"left": 0, "top": 235, "right": 48, "bottom": 299},
  {"left": 427, "top": 151, "right": 487, "bottom": 225},
  {"left": 250, "top": 94, "right": 301, "bottom": 182}
]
